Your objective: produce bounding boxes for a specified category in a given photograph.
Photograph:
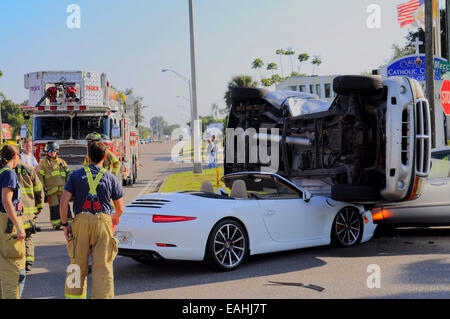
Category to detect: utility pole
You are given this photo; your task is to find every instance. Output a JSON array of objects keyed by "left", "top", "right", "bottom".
[
  {"left": 425, "top": 0, "right": 437, "bottom": 148},
  {"left": 188, "top": 0, "right": 202, "bottom": 173}
]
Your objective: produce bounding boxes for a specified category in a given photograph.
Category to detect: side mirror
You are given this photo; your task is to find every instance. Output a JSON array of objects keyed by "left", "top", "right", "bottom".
[
  {"left": 303, "top": 190, "right": 312, "bottom": 202},
  {"left": 20, "top": 124, "right": 28, "bottom": 139},
  {"left": 112, "top": 124, "right": 120, "bottom": 139}
]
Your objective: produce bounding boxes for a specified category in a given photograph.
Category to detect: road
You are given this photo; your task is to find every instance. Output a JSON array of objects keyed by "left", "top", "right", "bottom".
[{"left": 23, "top": 141, "right": 450, "bottom": 299}]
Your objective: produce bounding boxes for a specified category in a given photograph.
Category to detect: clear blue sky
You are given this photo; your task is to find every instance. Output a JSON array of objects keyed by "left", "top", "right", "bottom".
[{"left": 0, "top": 0, "right": 438, "bottom": 126}]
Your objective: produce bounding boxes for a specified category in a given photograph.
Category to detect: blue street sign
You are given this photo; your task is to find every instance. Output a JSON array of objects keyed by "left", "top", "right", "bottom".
[{"left": 387, "top": 55, "right": 448, "bottom": 81}]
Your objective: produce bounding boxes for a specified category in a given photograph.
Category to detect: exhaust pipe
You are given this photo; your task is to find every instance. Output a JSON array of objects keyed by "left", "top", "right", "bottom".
[{"left": 253, "top": 133, "right": 312, "bottom": 146}]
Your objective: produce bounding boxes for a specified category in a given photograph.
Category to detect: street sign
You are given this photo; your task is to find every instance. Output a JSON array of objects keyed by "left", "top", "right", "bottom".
[
  {"left": 440, "top": 80, "right": 450, "bottom": 115},
  {"left": 386, "top": 55, "right": 448, "bottom": 81}
]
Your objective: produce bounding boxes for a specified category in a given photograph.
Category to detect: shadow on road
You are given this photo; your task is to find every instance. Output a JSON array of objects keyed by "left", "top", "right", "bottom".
[{"left": 113, "top": 248, "right": 327, "bottom": 297}]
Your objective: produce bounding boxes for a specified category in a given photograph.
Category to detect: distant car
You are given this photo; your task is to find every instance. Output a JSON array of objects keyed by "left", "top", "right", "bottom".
[
  {"left": 225, "top": 75, "right": 431, "bottom": 204},
  {"left": 373, "top": 147, "right": 450, "bottom": 227},
  {"left": 116, "top": 171, "right": 376, "bottom": 271}
]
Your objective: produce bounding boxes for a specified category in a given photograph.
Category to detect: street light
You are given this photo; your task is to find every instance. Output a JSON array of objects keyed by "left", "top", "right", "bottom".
[{"left": 162, "top": 68, "right": 201, "bottom": 172}]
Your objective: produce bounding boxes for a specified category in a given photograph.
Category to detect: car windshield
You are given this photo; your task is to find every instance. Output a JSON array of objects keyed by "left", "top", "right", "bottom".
[
  {"left": 72, "top": 116, "right": 111, "bottom": 140},
  {"left": 34, "top": 117, "right": 71, "bottom": 140},
  {"left": 224, "top": 174, "right": 301, "bottom": 199},
  {"left": 33, "top": 115, "right": 111, "bottom": 140}
]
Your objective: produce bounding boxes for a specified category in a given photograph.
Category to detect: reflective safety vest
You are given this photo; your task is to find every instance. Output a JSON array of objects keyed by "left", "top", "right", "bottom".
[
  {"left": 38, "top": 157, "right": 71, "bottom": 197},
  {"left": 81, "top": 166, "right": 108, "bottom": 213},
  {"left": 15, "top": 161, "right": 44, "bottom": 220},
  {"left": 83, "top": 149, "right": 120, "bottom": 177}
]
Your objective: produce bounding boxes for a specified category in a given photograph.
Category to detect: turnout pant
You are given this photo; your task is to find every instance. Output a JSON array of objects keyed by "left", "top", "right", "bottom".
[
  {"left": 65, "top": 212, "right": 118, "bottom": 299},
  {"left": 0, "top": 213, "right": 26, "bottom": 299}
]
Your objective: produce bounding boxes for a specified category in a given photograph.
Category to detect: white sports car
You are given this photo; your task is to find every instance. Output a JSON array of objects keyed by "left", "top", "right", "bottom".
[{"left": 116, "top": 172, "right": 377, "bottom": 271}]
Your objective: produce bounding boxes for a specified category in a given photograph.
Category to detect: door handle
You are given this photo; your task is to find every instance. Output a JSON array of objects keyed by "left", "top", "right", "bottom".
[{"left": 431, "top": 182, "right": 447, "bottom": 186}]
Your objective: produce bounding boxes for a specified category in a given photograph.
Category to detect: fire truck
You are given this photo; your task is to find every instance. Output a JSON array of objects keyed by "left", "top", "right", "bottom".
[{"left": 22, "top": 70, "right": 139, "bottom": 186}]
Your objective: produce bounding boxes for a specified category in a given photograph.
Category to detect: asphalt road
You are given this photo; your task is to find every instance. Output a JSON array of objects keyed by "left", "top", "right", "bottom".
[{"left": 22, "top": 142, "right": 450, "bottom": 299}]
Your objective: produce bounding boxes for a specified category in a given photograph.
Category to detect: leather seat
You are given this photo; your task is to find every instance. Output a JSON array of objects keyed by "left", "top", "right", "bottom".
[{"left": 230, "top": 180, "right": 249, "bottom": 199}]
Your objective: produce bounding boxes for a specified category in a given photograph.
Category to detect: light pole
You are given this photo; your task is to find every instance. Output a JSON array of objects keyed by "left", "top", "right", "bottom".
[{"left": 162, "top": 69, "right": 201, "bottom": 172}]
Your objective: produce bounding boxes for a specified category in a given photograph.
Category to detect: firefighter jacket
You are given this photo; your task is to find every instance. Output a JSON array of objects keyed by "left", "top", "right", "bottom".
[
  {"left": 15, "top": 161, "right": 44, "bottom": 221},
  {"left": 38, "top": 156, "right": 71, "bottom": 202},
  {"left": 83, "top": 149, "right": 120, "bottom": 177}
]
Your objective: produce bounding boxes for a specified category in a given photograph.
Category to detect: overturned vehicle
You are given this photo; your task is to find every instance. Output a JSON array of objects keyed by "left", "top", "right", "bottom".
[{"left": 225, "top": 75, "right": 431, "bottom": 203}]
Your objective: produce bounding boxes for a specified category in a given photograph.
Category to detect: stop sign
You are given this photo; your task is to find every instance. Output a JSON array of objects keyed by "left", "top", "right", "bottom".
[{"left": 440, "top": 80, "right": 450, "bottom": 115}]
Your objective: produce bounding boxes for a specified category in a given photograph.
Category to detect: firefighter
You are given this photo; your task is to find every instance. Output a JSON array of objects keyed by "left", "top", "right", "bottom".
[
  {"left": 38, "top": 142, "right": 72, "bottom": 230},
  {"left": 15, "top": 160, "right": 44, "bottom": 273},
  {"left": 60, "top": 141, "right": 124, "bottom": 299},
  {"left": 83, "top": 132, "right": 120, "bottom": 178},
  {"left": 0, "top": 142, "right": 26, "bottom": 299}
]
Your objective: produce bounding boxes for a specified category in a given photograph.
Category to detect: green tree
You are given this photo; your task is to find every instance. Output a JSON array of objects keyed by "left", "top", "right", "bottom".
[
  {"left": 0, "top": 98, "right": 31, "bottom": 139},
  {"left": 251, "top": 58, "right": 264, "bottom": 80},
  {"left": 132, "top": 96, "right": 148, "bottom": 128},
  {"left": 297, "top": 53, "right": 309, "bottom": 73},
  {"left": 149, "top": 116, "right": 168, "bottom": 139},
  {"left": 267, "top": 62, "right": 278, "bottom": 75},
  {"left": 285, "top": 49, "right": 295, "bottom": 74},
  {"left": 261, "top": 78, "right": 274, "bottom": 87},
  {"left": 224, "top": 75, "right": 258, "bottom": 109},
  {"left": 311, "top": 56, "right": 322, "bottom": 75},
  {"left": 276, "top": 49, "right": 286, "bottom": 77}
]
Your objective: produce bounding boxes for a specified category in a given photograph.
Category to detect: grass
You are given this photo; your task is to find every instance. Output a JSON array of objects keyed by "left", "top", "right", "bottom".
[{"left": 160, "top": 166, "right": 227, "bottom": 193}]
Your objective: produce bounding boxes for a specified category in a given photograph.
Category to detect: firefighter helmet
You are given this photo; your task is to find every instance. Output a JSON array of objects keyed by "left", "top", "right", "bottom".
[
  {"left": 85, "top": 132, "right": 102, "bottom": 142},
  {"left": 44, "top": 141, "right": 59, "bottom": 152}
]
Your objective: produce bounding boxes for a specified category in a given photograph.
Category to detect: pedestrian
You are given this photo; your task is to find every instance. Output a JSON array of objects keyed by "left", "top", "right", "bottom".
[
  {"left": 207, "top": 138, "right": 217, "bottom": 169},
  {"left": 38, "top": 142, "right": 72, "bottom": 230},
  {"left": 20, "top": 139, "right": 38, "bottom": 169},
  {"left": 0, "top": 142, "right": 26, "bottom": 299},
  {"left": 84, "top": 132, "right": 121, "bottom": 178},
  {"left": 60, "top": 141, "right": 124, "bottom": 299},
  {"left": 15, "top": 160, "right": 44, "bottom": 273}
]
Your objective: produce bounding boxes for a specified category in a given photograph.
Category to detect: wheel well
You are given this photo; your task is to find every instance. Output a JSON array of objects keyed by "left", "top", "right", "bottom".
[
  {"left": 204, "top": 217, "right": 251, "bottom": 257},
  {"left": 330, "top": 206, "right": 363, "bottom": 240}
]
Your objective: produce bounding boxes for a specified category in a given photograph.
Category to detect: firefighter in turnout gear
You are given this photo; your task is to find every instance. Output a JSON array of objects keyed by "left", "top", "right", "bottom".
[
  {"left": 60, "top": 141, "right": 124, "bottom": 299},
  {"left": 83, "top": 132, "right": 121, "bottom": 178},
  {"left": 38, "top": 142, "right": 72, "bottom": 230},
  {"left": 0, "top": 143, "right": 26, "bottom": 299},
  {"left": 15, "top": 160, "right": 44, "bottom": 273}
]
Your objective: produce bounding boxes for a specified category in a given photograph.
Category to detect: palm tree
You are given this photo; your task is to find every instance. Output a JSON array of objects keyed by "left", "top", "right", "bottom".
[
  {"left": 311, "top": 56, "right": 322, "bottom": 75},
  {"left": 275, "top": 49, "right": 285, "bottom": 77},
  {"left": 267, "top": 62, "right": 278, "bottom": 75},
  {"left": 297, "top": 53, "right": 309, "bottom": 73},
  {"left": 261, "top": 78, "right": 274, "bottom": 87},
  {"left": 224, "top": 75, "right": 258, "bottom": 109},
  {"left": 211, "top": 103, "right": 220, "bottom": 119},
  {"left": 251, "top": 58, "right": 264, "bottom": 80},
  {"left": 285, "top": 48, "right": 295, "bottom": 74}
]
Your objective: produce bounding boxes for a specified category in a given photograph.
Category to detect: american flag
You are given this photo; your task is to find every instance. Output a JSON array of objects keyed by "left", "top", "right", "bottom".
[{"left": 397, "top": 0, "right": 424, "bottom": 27}]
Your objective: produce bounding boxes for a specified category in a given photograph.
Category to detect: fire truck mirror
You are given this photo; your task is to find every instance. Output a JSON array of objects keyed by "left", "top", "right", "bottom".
[{"left": 112, "top": 124, "right": 120, "bottom": 139}]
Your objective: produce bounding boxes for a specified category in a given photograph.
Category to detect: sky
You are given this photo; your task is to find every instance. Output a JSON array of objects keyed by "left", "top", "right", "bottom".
[{"left": 0, "top": 0, "right": 443, "bottom": 127}]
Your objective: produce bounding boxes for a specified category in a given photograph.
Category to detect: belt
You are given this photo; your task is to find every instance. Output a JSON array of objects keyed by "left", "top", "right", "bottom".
[{"left": 76, "top": 211, "right": 108, "bottom": 216}]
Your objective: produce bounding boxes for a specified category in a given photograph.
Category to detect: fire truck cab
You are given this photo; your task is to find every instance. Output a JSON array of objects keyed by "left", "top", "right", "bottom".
[{"left": 23, "top": 70, "right": 139, "bottom": 185}]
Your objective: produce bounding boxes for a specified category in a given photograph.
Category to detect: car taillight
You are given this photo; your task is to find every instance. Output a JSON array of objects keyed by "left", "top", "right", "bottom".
[{"left": 152, "top": 215, "right": 196, "bottom": 223}]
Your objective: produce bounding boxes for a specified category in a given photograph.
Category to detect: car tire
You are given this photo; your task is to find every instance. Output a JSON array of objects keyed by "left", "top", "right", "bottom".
[
  {"left": 331, "top": 184, "right": 381, "bottom": 202},
  {"left": 230, "top": 87, "right": 268, "bottom": 104},
  {"left": 333, "top": 75, "right": 383, "bottom": 96},
  {"left": 331, "top": 207, "right": 364, "bottom": 247},
  {"left": 204, "top": 219, "right": 249, "bottom": 271}
]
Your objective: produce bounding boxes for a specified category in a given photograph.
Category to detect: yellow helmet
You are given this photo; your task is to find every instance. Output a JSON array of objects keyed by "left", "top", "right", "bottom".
[{"left": 85, "top": 132, "right": 102, "bottom": 141}]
